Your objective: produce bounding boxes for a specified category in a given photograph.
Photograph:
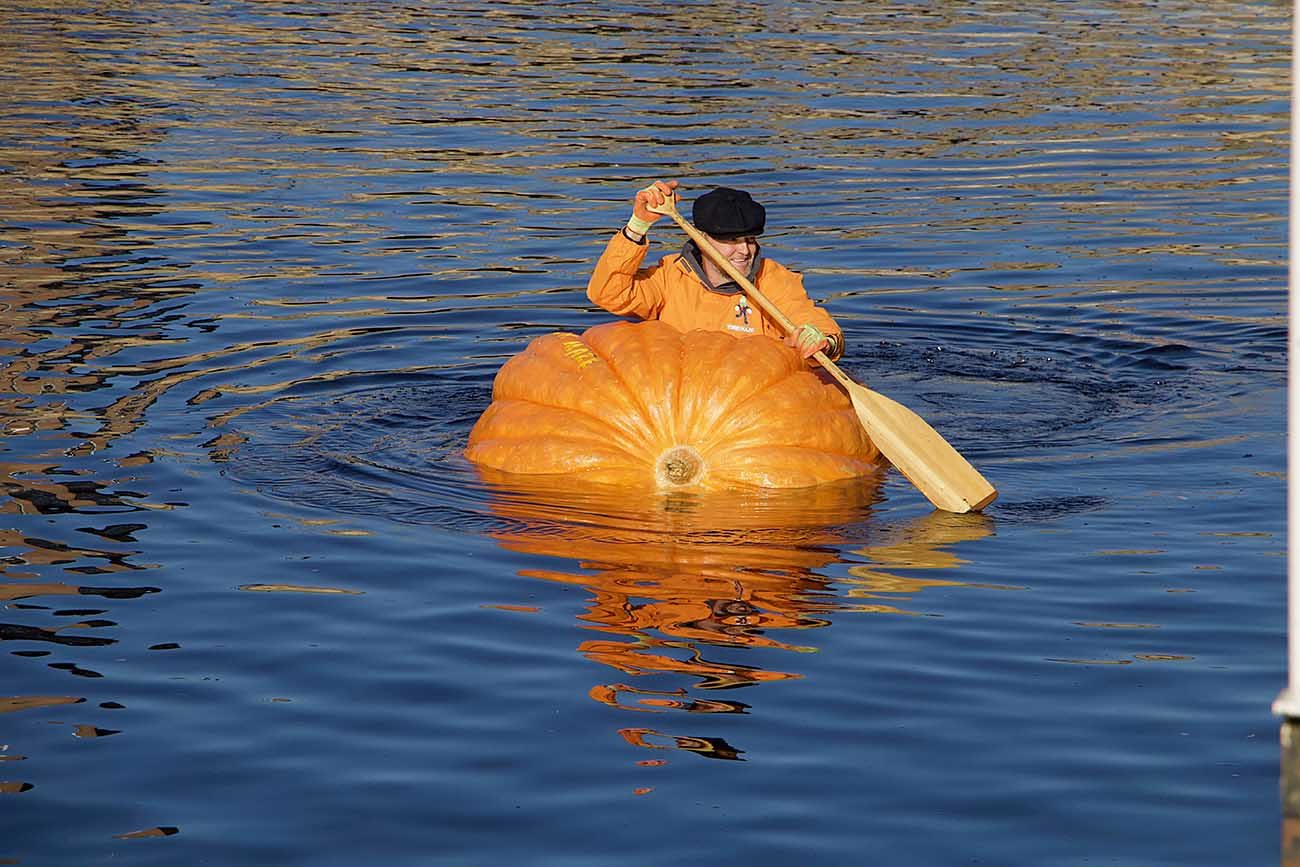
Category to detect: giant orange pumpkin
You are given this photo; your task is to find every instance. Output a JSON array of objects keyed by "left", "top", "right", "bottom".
[{"left": 465, "top": 320, "right": 881, "bottom": 490}]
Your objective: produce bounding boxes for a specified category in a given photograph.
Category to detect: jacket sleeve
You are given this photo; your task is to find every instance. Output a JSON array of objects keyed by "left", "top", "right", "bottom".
[
  {"left": 764, "top": 264, "right": 845, "bottom": 359},
  {"left": 585, "top": 231, "right": 668, "bottom": 320}
]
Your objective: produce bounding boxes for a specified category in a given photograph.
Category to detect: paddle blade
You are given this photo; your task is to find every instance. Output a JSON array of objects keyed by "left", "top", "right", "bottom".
[{"left": 845, "top": 381, "right": 997, "bottom": 513}]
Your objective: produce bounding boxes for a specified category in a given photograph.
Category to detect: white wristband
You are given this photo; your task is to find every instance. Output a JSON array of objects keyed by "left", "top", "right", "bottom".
[{"left": 626, "top": 214, "right": 652, "bottom": 236}]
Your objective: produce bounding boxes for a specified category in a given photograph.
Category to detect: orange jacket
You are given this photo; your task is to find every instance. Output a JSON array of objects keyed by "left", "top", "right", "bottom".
[{"left": 586, "top": 230, "right": 843, "bottom": 357}]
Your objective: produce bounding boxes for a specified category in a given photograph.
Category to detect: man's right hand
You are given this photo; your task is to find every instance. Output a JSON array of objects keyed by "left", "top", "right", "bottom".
[{"left": 631, "top": 180, "right": 679, "bottom": 227}]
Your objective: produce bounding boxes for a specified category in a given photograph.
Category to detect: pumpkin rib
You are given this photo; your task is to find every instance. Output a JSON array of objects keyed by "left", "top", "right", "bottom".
[
  {"left": 709, "top": 441, "right": 879, "bottom": 466},
  {"left": 707, "top": 396, "right": 870, "bottom": 456},
  {"left": 674, "top": 333, "right": 686, "bottom": 444},
  {"left": 468, "top": 439, "right": 648, "bottom": 481},
  {"left": 581, "top": 324, "right": 669, "bottom": 446},
  {"left": 498, "top": 331, "right": 661, "bottom": 456},
  {"left": 704, "top": 445, "right": 879, "bottom": 488},
  {"left": 711, "top": 435, "right": 869, "bottom": 461},
  {"left": 690, "top": 363, "right": 825, "bottom": 457},
  {"left": 727, "top": 405, "right": 877, "bottom": 460},
  {"left": 470, "top": 396, "right": 651, "bottom": 464},
  {"left": 469, "top": 429, "right": 645, "bottom": 462},
  {"left": 676, "top": 332, "right": 803, "bottom": 448},
  {"left": 588, "top": 324, "right": 785, "bottom": 451}
]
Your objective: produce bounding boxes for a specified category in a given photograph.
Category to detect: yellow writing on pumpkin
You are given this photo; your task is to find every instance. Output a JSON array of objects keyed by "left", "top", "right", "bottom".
[{"left": 560, "top": 339, "right": 599, "bottom": 369}]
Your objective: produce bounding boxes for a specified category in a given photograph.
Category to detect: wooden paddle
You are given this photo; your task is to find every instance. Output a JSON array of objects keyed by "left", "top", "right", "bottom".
[{"left": 648, "top": 195, "right": 997, "bottom": 513}]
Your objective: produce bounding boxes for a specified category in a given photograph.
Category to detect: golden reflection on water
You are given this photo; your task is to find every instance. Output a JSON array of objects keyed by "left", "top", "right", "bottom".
[
  {"left": 480, "top": 472, "right": 993, "bottom": 758},
  {"left": 238, "top": 583, "right": 363, "bottom": 595},
  {"left": 0, "top": 696, "right": 83, "bottom": 714}
]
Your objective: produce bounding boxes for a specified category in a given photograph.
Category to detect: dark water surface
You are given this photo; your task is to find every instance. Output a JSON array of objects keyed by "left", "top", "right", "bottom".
[{"left": 0, "top": 2, "right": 1287, "bottom": 865}]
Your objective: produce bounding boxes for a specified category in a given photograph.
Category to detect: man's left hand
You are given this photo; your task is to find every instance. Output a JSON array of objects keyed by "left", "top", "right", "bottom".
[{"left": 785, "top": 323, "right": 829, "bottom": 359}]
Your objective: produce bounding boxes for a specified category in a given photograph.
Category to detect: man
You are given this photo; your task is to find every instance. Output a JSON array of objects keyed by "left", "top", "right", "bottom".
[{"left": 586, "top": 180, "right": 843, "bottom": 360}]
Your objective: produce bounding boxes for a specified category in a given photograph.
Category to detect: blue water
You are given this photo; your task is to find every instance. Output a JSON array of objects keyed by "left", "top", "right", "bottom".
[{"left": 0, "top": 2, "right": 1286, "bottom": 865}]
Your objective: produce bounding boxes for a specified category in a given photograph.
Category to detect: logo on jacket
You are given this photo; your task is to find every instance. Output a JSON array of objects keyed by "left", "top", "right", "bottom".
[{"left": 734, "top": 296, "right": 751, "bottom": 326}]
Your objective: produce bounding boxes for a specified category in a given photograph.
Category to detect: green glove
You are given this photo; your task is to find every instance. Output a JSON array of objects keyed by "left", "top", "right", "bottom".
[{"left": 787, "top": 323, "right": 829, "bottom": 359}]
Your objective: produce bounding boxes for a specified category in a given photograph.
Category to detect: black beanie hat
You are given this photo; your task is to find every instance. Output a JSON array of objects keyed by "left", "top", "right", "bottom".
[{"left": 692, "top": 187, "right": 766, "bottom": 239}]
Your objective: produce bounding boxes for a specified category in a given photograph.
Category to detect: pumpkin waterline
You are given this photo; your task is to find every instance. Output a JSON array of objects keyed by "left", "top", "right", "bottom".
[{"left": 465, "top": 320, "right": 883, "bottom": 491}]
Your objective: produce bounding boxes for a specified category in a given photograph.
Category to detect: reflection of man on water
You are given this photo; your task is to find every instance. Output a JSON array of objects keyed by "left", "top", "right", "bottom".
[{"left": 620, "top": 727, "right": 744, "bottom": 762}]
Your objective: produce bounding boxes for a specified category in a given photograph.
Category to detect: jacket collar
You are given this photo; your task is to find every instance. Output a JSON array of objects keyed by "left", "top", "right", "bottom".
[{"left": 678, "top": 241, "right": 763, "bottom": 295}]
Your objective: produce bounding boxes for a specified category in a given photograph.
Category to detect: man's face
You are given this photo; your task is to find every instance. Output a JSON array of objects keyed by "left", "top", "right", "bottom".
[{"left": 701, "top": 234, "right": 759, "bottom": 285}]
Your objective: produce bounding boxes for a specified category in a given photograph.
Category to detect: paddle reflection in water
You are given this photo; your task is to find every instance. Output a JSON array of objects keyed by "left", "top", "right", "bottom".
[{"left": 477, "top": 469, "right": 994, "bottom": 760}]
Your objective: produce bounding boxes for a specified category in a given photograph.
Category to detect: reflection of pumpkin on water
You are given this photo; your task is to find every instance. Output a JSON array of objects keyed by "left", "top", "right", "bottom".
[
  {"left": 476, "top": 473, "right": 993, "bottom": 758},
  {"left": 487, "top": 478, "right": 873, "bottom": 682}
]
